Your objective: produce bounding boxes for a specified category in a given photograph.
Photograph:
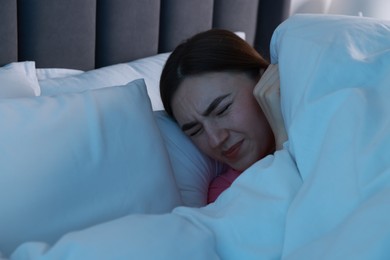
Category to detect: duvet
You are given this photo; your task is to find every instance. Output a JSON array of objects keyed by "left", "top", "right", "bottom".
[{"left": 5, "top": 14, "right": 390, "bottom": 259}]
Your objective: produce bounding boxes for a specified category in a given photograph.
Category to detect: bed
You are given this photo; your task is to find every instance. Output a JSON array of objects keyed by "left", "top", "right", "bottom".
[{"left": 1, "top": 0, "right": 390, "bottom": 259}]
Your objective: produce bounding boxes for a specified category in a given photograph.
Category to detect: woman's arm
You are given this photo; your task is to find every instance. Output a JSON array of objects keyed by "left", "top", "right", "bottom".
[{"left": 253, "top": 64, "right": 288, "bottom": 150}]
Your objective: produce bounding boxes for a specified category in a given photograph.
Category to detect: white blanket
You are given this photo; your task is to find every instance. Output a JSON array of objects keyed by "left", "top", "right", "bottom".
[
  {"left": 273, "top": 14, "right": 390, "bottom": 259},
  {"left": 6, "top": 14, "right": 390, "bottom": 259}
]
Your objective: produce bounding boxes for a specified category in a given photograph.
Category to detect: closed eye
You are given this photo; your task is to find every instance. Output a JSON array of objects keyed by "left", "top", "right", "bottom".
[
  {"left": 189, "top": 127, "right": 203, "bottom": 137},
  {"left": 216, "top": 103, "right": 232, "bottom": 116}
]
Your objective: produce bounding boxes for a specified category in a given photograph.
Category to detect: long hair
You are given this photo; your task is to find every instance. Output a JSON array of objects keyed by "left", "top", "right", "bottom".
[{"left": 160, "top": 29, "right": 269, "bottom": 118}]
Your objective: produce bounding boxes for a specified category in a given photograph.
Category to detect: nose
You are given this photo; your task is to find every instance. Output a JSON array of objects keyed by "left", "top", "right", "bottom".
[{"left": 204, "top": 123, "right": 229, "bottom": 149}]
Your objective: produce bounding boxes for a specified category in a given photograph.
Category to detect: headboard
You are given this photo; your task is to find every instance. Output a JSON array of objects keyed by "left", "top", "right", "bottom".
[{"left": 0, "top": 0, "right": 289, "bottom": 70}]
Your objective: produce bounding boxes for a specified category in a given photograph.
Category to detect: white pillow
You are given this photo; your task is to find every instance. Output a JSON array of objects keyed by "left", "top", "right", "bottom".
[
  {"left": 38, "top": 63, "right": 139, "bottom": 95},
  {"left": 39, "top": 52, "right": 170, "bottom": 110},
  {"left": 36, "top": 67, "right": 84, "bottom": 80},
  {"left": 154, "top": 111, "right": 225, "bottom": 207},
  {"left": 0, "top": 79, "right": 181, "bottom": 256},
  {"left": 0, "top": 61, "right": 40, "bottom": 98},
  {"left": 234, "top": 31, "right": 246, "bottom": 40},
  {"left": 125, "top": 52, "right": 170, "bottom": 110}
]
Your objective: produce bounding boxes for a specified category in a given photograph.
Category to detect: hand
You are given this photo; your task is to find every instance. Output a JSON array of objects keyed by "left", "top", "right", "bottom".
[{"left": 253, "top": 64, "right": 288, "bottom": 150}]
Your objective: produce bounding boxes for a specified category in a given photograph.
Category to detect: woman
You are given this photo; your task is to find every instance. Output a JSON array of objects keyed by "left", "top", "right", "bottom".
[{"left": 160, "top": 29, "right": 287, "bottom": 203}]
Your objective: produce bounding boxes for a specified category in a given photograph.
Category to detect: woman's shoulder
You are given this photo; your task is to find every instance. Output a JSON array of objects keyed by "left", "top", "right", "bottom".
[{"left": 207, "top": 168, "right": 242, "bottom": 203}]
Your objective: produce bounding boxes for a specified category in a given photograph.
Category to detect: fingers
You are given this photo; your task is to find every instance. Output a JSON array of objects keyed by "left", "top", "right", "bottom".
[
  {"left": 261, "top": 64, "right": 279, "bottom": 83},
  {"left": 261, "top": 65, "right": 279, "bottom": 91},
  {"left": 252, "top": 64, "right": 287, "bottom": 150},
  {"left": 254, "top": 64, "right": 280, "bottom": 98}
]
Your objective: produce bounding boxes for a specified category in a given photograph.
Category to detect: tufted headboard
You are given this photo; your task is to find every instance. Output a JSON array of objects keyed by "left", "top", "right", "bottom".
[{"left": 0, "top": 0, "right": 290, "bottom": 70}]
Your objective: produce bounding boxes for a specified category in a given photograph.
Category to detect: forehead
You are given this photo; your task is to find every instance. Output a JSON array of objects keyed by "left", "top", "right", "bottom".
[
  {"left": 171, "top": 71, "right": 255, "bottom": 121},
  {"left": 180, "top": 72, "right": 236, "bottom": 101}
]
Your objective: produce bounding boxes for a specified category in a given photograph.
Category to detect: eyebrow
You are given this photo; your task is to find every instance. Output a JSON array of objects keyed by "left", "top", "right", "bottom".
[{"left": 181, "top": 93, "right": 231, "bottom": 131}]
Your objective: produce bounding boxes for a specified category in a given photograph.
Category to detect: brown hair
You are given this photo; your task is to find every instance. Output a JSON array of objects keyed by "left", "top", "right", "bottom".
[{"left": 160, "top": 29, "right": 269, "bottom": 118}]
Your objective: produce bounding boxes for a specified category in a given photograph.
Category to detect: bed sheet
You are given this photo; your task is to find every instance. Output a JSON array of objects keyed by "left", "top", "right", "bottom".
[{"left": 4, "top": 14, "right": 390, "bottom": 259}]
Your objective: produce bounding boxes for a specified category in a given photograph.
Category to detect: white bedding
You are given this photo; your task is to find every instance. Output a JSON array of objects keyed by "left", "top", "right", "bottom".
[
  {"left": 4, "top": 14, "right": 390, "bottom": 259},
  {"left": 274, "top": 14, "right": 390, "bottom": 259}
]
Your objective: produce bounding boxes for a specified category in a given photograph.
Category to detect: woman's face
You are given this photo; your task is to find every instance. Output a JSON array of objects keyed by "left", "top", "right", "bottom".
[{"left": 171, "top": 71, "right": 275, "bottom": 171}]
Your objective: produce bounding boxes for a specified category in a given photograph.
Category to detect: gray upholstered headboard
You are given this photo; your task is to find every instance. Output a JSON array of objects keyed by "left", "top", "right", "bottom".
[{"left": 0, "top": 0, "right": 289, "bottom": 70}]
